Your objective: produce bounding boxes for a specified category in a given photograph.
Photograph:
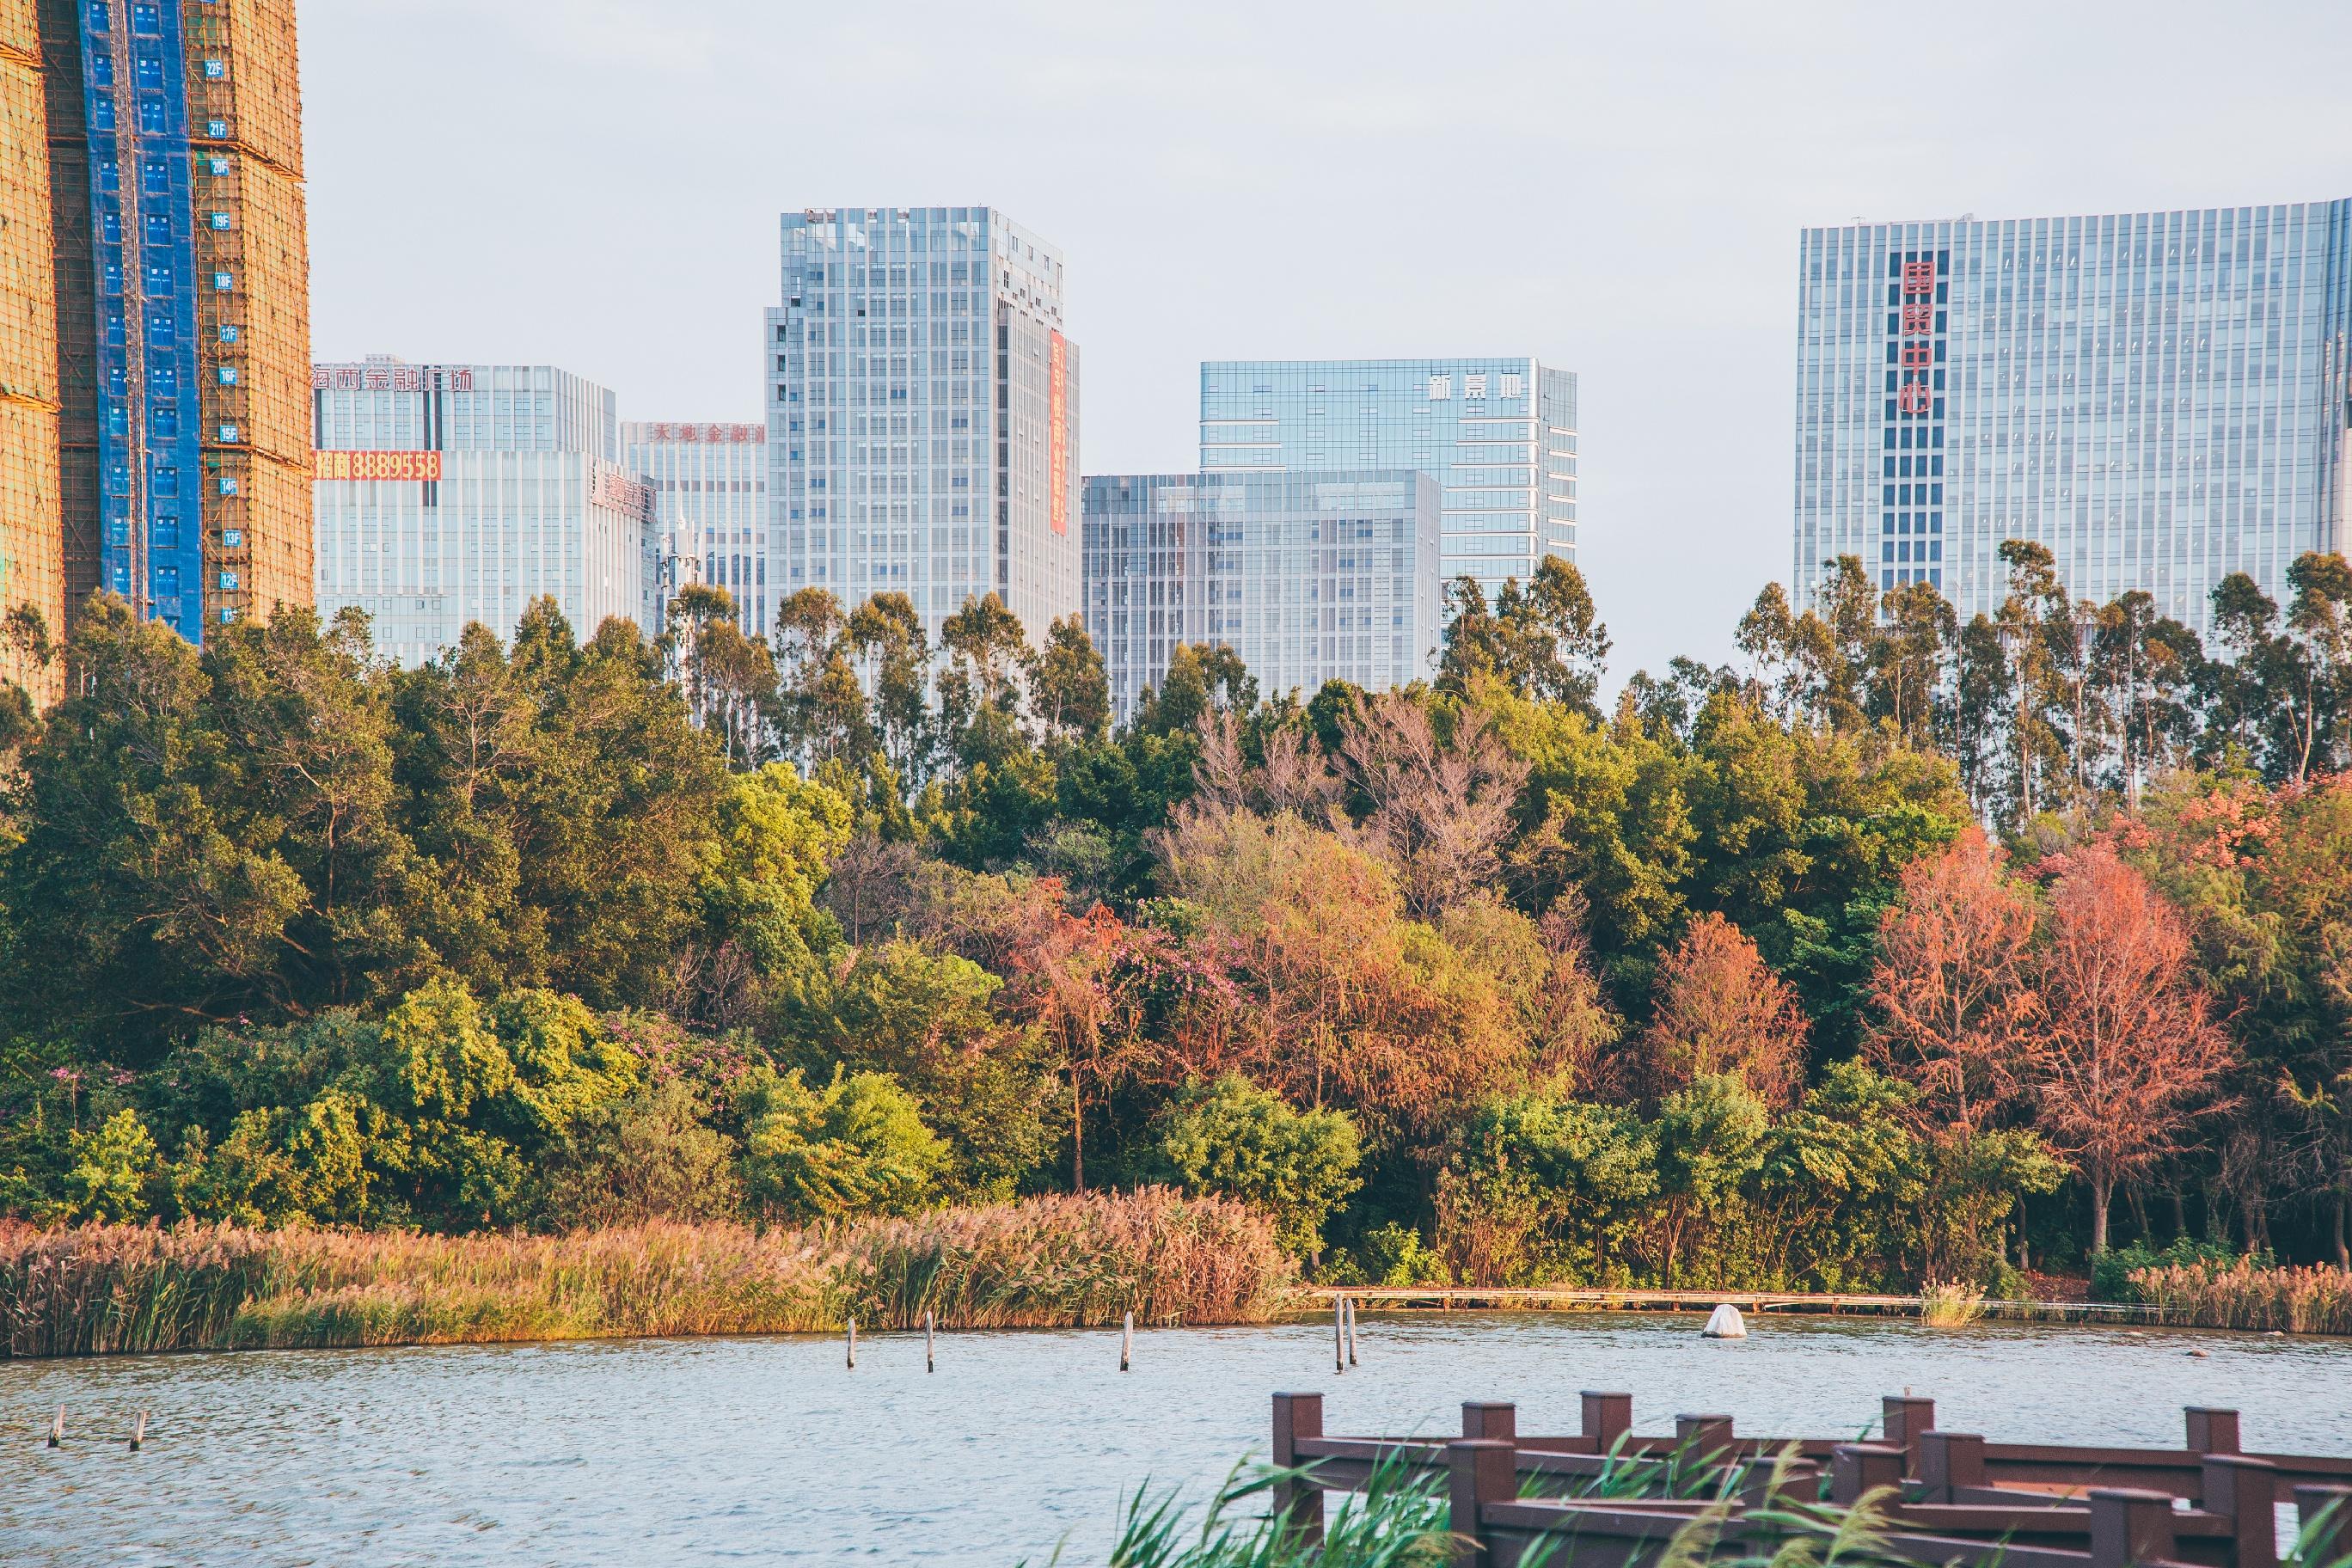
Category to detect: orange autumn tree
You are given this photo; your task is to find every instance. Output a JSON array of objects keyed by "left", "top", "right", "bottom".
[
  {"left": 1155, "top": 807, "right": 1522, "bottom": 1141},
  {"left": 2030, "top": 844, "right": 2234, "bottom": 1253},
  {"left": 1865, "top": 825, "right": 2040, "bottom": 1132},
  {"left": 1633, "top": 912, "right": 1806, "bottom": 1107}
]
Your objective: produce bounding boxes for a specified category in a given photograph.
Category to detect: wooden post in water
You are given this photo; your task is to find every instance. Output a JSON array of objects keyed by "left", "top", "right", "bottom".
[
  {"left": 925, "top": 1309, "right": 935, "bottom": 1374},
  {"left": 1120, "top": 1310, "right": 1134, "bottom": 1372},
  {"left": 46, "top": 1406, "right": 63, "bottom": 1449},
  {"left": 1345, "top": 1297, "right": 1358, "bottom": 1366},
  {"left": 129, "top": 1410, "right": 149, "bottom": 1453},
  {"left": 1333, "top": 1295, "right": 1345, "bottom": 1373},
  {"left": 846, "top": 1315, "right": 857, "bottom": 1369}
]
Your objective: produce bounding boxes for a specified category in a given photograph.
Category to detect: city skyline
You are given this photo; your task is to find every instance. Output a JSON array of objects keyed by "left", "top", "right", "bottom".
[{"left": 297, "top": 1, "right": 2352, "bottom": 685}]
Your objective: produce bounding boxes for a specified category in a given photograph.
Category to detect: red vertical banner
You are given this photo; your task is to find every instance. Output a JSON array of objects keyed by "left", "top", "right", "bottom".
[{"left": 1048, "top": 330, "right": 1069, "bottom": 536}]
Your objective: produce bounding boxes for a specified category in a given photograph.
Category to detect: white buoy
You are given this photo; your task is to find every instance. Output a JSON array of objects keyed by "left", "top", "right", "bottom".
[{"left": 1702, "top": 1303, "right": 1748, "bottom": 1338}]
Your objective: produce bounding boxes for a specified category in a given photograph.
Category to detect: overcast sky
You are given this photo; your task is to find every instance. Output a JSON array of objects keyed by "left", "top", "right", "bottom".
[{"left": 302, "top": 0, "right": 2352, "bottom": 683}]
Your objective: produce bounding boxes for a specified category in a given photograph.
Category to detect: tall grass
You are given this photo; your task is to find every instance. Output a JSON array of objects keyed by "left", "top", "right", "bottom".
[
  {"left": 1070, "top": 1453, "right": 1454, "bottom": 1568},
  {"left": 0, "top": 1187, "right": 1292, "bottom": 1359},
  {"left": 2127, "top": 1259, "right": 2352, "bottom": 1334},
  {"left": 1916, "top": 1283, "right": 1988, "bottom": 1329},
  {"left": 842, "top": 1190, "right": 1291, "bottom": 1330}
]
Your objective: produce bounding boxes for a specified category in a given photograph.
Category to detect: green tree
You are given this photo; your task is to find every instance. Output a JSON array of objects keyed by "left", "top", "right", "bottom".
[
  {"left": 793, "top": 939, "right": 1058, "bottom": 1200},
  {"left": 1028, "top": 615, "right": 1111, "bottom": 744},
  {"left": 740, "top": 1065, "right": 947, "bottom": 1219},
  {"left": 1649, "top": 1072, "right": 1768, "bottom": 1286},
  {"left": 58, "top": 1108, "right": 162, "bottom": 1222},
  {"left": 540, "top": 1078, "right": 744, "bottom": 1227},
  {"left": 773, "top": 588, "right": 873, "bottom": 766},
  {"left": 1136, "top": 643, "right": 1257, "bottom": 738},
  {"left": 696, "top": 763, "right": 852, "bottom": 1005},
  {"left": 2096, "top": 591, "right": 2201, "bottom": 808},
  {"left": 1994, "top": 540, "right": 2068, "bottom": 823},
  {"left": 1146, "top": 1073, "right": 1361, "bottom": 1255},
  {"left": 1438, "top": 561, "right": 1610, "bottom": 717},
  {"left": 2279, "top": 552, "right": 2352, "bottom": 782},
  {"left": 1870, "top": 580, "right": 1956, "bottom": 750},
  {"left": 0, "top": 597, "right": 317, "bottom": 1057},
  {"left": 847, "top": 591, "right": 934, "bottom": 782},
  {"left": 1434, "top": 1093, "right": 1656, "bottom": 1285}
]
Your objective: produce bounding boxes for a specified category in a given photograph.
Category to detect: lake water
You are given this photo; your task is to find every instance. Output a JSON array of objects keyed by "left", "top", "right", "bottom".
[{"left": 9, "top": 1314, "right": 2351, "bottom": 1565}]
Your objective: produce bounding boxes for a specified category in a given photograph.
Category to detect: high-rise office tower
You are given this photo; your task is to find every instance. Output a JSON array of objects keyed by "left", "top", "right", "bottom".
[
  {"left": 1794, "top": 202, "right": 2352, "bottom": 635},
  {"left": 766, "top": 206, "right": 1080, "bottom": 640},
  {"left": 622, "top": 420, "right": 768, "bottom": 638},
  {"left": 1197, "top": 358, "right": 1577, "bottom": 609},
  {"left": 1081, "top": 469, "right": 1442, "bottom": 720},
  {"left": 312, "top": 358, "right": 649, "bottom": 668},
  {"left": 29, "top": 0, "right": 313, "bottom": 656}
]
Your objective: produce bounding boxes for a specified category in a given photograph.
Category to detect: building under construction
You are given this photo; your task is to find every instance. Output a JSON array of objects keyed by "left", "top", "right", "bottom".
[
  {"left": 0, "top": 1, "right": 62, "bottom": 701},
  {"left": 0, "top": 0, "right": 310, "bottom": 701}
]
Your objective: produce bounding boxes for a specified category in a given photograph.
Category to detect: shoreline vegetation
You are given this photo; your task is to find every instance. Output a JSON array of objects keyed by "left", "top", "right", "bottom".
[
  {"left": 11, "top": 556, "right": 2352, "bottom": 1314},
  {"left": 0, "top": 1189, "right": 1293, "bottom": 1358},
  {"left": 9, "top": 1205, "right": 2349, "bottom": 1361}
]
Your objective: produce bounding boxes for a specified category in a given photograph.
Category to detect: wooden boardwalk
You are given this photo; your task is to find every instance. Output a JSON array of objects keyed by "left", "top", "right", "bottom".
[
  {"left": 1296, "top": 1286, "right": 2179, "bottom": 1324},
  {"left": 1272, "top": 1390, "right": 2352, "bottom": 1567}
]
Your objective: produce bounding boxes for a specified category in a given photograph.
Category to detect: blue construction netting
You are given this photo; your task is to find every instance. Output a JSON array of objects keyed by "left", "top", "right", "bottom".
[{"left": 81, "top": 0, "right": 206, "bottom": 645}]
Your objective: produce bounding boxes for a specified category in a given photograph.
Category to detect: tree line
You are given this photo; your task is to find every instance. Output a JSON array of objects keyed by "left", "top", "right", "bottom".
[{"left": 1, "top": 542, "right": 2348, "bottom": 1288}]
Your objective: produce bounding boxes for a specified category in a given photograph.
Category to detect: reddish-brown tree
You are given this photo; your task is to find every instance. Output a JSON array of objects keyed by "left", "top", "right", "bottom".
[
  {"left": 1865, "top": 826, "right": 2041, "bottom": 1132},
  {"left": 1335, "top": 692, "right": 1528, "bottom": 918},
  {"left": 2030, "top": 844, "right": 2234, "bottom": 1252},
  {"left": 1018, "top": 901, "right": 1142, "bottom": 1191},
  {"left": 1633, "top": 912, "right": 1806, "bottom": 1106}
]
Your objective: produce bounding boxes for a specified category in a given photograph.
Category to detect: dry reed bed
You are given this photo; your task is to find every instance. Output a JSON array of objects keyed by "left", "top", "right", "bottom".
[
  {"left": 0, "top": 1188, "right": 1293, "bottom": 1359},
  {"left": 2128, "top": 1259, "right": 2352, "bottom": 1334}
]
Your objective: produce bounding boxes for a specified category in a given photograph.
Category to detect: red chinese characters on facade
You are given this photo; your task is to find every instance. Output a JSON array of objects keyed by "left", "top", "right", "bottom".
[
  {"left": 1896, "top": 257, "right": 1939, "bottom": 414},
  {"left": 639, "top": 422, "right": 763, "bottom": 444},
  {"left": 310, "top": 364, "right": 475, "bottom": 392}
]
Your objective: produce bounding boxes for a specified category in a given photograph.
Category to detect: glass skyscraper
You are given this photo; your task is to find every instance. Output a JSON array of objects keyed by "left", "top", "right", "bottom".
[
  {"left": 766, "top": 206, "right": 1080, "bottom": 640},
  {"left": 313, "top": 358, "right": 649, "bottom": 667},
  {"left": 1795, "top": 201, "right": 2352, "bottom": 634},
  {"left": 622, "top": 420, "right": 767, "bottom": 637},
  {"left": 1197, "top": 358, "right": 1577, "bottom": 605},
  {"left": 1081, "top": 470, "right": 1442, "bottom": 720}
]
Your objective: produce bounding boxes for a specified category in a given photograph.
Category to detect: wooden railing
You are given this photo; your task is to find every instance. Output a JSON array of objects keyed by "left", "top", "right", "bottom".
[
  {"left": 1270, "top": 1392, "right": 2352, "bottom": 1568},
  {"left": 1299, "top": 1287, "right": 2186, "bottom": 1323}
]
